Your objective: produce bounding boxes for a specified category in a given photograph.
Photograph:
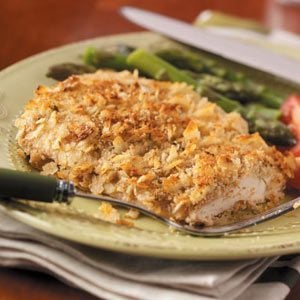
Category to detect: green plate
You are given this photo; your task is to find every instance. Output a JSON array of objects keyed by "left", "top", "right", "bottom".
[{"left": 1, "top": 32, "right": 300, "bottom": 261}]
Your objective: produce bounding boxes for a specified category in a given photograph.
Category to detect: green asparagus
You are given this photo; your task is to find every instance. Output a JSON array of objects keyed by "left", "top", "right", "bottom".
[
  {"left": 83, "top": 47, "right": 132, "bottom": 71},
  {"left": 156, "top": 48, "right": 244, "bottom": 81},
  {"left": 247, "top": 118, "right": 295, "bottom": 146},
  {"left": 46, "top": 63, "right": 96, "bottom": 81},
  {"left": 242, "top": 104, "right": 281, "bottom": 120},
  {"left": 156, "top": 48, "right": 283, "bottom": 109},
  {"left": 185, "top": 72, "right": 257, "bottom": 103},
  {"left": 127, "top": 48, "right": 197, "bottom": 85}
]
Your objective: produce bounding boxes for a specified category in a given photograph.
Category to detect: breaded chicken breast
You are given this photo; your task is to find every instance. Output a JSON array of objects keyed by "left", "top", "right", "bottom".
[{"left": 15, "top": 70, "right": 295, "bottom": 225}]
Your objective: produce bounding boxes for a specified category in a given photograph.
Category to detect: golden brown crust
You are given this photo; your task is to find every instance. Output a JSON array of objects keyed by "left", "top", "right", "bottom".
[{"left": 15, "top": 70, "right": 295, "bottom": 225}]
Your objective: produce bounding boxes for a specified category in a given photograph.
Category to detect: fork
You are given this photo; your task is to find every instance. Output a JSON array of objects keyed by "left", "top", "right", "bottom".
[{"left": 1, "top": 168, "right": 299, "bottom": 236}]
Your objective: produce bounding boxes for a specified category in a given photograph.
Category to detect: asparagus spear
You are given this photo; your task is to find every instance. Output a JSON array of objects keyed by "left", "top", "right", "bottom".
[
  {"left": 156, "top": 48, "right": 283, "bottom": 109},
  {"left": 196, "top": 85, "right": 244, "bottom": 113},
  {"left": 240, "top": 104, "right": 294, "bottom": 145},
  {"left": 243, "top": 103, "right": 281, "bottom": 120},
  {"left": 127, "top": 48, "right": 197, "bottom": 85},
  {"left": 46, "top": 63, "right": 96, "bottom": 81},
  {"left": 184, "top": 72, "right": 257, "bottom": 103},
  {"left": 83, "top": 47, "right": 133, "bottom": 71},
  {"left": 156, "top": 48, "right": 244, "bottom": 81},
  {"left": 247, "top": 118, "right": 295, "bottom": 146}
]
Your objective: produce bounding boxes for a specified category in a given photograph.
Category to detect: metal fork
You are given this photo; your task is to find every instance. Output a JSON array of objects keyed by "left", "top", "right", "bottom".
[{"left": 1, "top": 168, "right": 299, "bottom": 236}]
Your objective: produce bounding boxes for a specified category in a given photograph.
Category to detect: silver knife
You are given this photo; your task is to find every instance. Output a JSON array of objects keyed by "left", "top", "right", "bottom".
[{"left": 120, "top": 6, "right": 300, "bottom": 85}]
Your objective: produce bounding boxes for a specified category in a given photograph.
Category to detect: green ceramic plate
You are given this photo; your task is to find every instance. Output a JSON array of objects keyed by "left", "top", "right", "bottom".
[{"left": 1, "top": 32, "right": 300, "bottom": 261}]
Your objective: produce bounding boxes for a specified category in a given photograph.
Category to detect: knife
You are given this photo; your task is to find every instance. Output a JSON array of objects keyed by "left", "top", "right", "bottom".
[{"left": 120, "top": 6, "right": 300, "bottom": 85}]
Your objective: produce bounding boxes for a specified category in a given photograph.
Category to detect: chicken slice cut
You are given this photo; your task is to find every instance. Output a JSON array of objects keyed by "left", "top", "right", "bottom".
[{"left": 190, "top": 176, "right": 266, "bottom": 225}]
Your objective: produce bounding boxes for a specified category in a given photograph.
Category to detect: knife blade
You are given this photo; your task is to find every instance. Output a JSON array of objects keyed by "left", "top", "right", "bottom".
[{"left": 120, "top": 6, "right": 300, "bottom": 85}]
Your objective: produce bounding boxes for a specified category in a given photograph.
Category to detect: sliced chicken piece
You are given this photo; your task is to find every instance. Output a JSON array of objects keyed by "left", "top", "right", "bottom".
[{"left": 190, "top": 176, "right": 266, "bottom": 225}]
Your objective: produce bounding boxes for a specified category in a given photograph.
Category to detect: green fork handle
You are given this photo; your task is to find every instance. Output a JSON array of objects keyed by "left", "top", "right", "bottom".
[{"left": 0, "top": 168, "right": 58, "bottom": 202}]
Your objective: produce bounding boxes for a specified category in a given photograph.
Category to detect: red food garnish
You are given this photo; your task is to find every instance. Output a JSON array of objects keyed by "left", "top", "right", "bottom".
[
  {"left": 290, "top": 142, "right": 300, "bottom": 157},
  {"left": 288, "top": 157, "right": 300, "bottom": 189},
  {"left": 281, "top": 94, "right": 300, "bottom": 125},
  {"left": 281, "top": 95, "right": 300, "bottom": 189}
]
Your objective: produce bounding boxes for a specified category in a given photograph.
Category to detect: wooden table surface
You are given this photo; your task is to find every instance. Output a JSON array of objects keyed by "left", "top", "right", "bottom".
[{"left": 1, "top": 0, "right": 300, "bottom": 299}]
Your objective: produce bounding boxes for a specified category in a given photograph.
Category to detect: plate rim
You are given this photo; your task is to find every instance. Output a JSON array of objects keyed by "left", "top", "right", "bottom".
[{"left": 2, "top": 204, "right": 300, "bottom": 261}]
